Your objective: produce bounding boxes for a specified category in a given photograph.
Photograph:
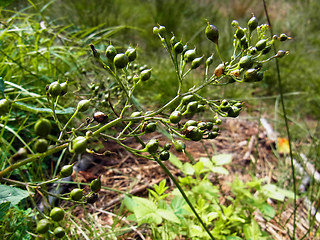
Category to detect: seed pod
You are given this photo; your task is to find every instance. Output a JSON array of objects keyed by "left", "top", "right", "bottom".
[
  {"left": 248, "top": 16, "right": 258, "bottom": 32},
  {"left": 34, "top": 138, "right": 48, "bottom": 153},
  {"left": 181, "top": 94, "right": 197, "bottom": 105},
  {"left": 60, "top": 82, "right": 68, "bottom": 96},
  {"left": 93, "top": 111, "right": 108, "bottom": 123},
  {"left": 77, "top": 99, "right": 90, "bottom": 112},
  {"left": 185, "top": 101, "right": 198, "bottom": 114},
  {"left": 153, "top": 26, "right": 159, "bottom": 35},
  {"left": 173, "top": 140, "right": 185, "bottom": 152},
  {"left": 240, "top": 37, "right": 248, "bottom": 49},
  {"left": 125, "top": 47, "right": 137, "bottom": 62},
  {"left": 90, "top": 178, "right": 101, "bottom": 193},
  {"left": 230, "top": 69, "right": 240, "bottom": 77},
  {"left": 90, "top": 44, "right": 100, "bottom": 58},
  {"left": 235, "top": 28, "right": 245, "bottom": 39},
  {"left": 174, "top": 42, "right": 184, "bottom": 54},
  {"left": 206, "top": 55, "right": 214, "bottom": 66},
  {"left": 206, "top": 122, "right": 214, "bottom": 130},
  {"left": 255, "top": 39, "right": 267, "bottom": 51},
  {"left": 34, "top": 118, "right": 51, "bottom": 137},
  {"left": 146, "top": 139, "right": 159, "bottom": 154},
  {"left": 207, "top": 131, "right": 219, "bottom": 139},
  {"left": 50, "top": 207, "right": 65, "bottom": 222},
  {"left": 238, "top": 55, "right": 253, "bottom": 69},
  {"left": 170, "top": 35, "right": 178, "bottom": 46},
  {"left": 279, "top": 33, "right": 290, "bottom": 41},
  {"left": 48, "top": 81, "right": 61, "bottom": 97},
  {"left": 183, "top": 120, "right": 198, "bottom": 129},
  {"left": 214, "top": 63, "right": 224, "bottom": 77},
  {"left": 86, "top": 193, "right": 98, "bottom": 204},
  {"left": 70, "top": 188, "right": 83, "bottom": 201},
  {"left": 0, "top": 99, "right": 10, "bottom": 115},
  {"left": 228, "top": 106, "right": 241, "bottom": 118},
  {"left": 169, "top": 111, "right": 182, "bottom": 124},
  {"left": 275, "top": 50, "right": 288, "bottom": 58},
  {"left": 105, "top": 45, "right": 117, "bottom": 60},
  {"left": 163, "top": 143, "right": 171, "bottom": 150},
  {"left": 184, "top": 49, "right": 196, "bottom": 63},
  {"left": 159, "top": 150, "right": 170, "bottom": 161},
  {"left": 11, "top": 148, "right": 28, "bottom": 162},
  {"left": 140, "top": 69, "right": 152, "bottom": 81},
  {"left": 114, "top": 53, "right": 129, "bottom": 68},
  {"left": 262, "top": 45, "right": 272, "bottom": 54},
  {"left": 249, "top": 47, "right": 257, "bottom": 55},
  {"left": 244, "top": 68, "right": 263, "bottom": 82},
  {"left": 191, "top": 56, "right": 203, "bottom": 69},
  {"left": 197, "top": 122, "right": 207, "bottom": 130},
  {"left": 36, "top": 219, "right": 50, "bottom": 234},
  {"left": 158, "top": 25, "right": 166, "bottom": 35},
  {"left": 60, "top": 164, "right": 73, "bottom": 178},
  {"left": 70, "top": 136, "right": 87, "bottom": 154},
  {"left": 205, "top": 23, "right": 219, "bottom": 44},
  {"left": 145, "top": 122, "right": 157, "bottom": 133},
  {"left": 54, "top": 227, "right": 66, "bottom": 238},
  {"left": 231, "top": 20, "right": 239, "bottom": 28}
]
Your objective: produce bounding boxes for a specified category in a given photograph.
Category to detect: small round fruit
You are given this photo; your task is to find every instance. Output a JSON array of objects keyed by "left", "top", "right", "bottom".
[
  {"left": 36, "top": 219, "right": 50, "bottom": 234},
  {"left": 207, "top": 131, "right": 219, "bottom": 139},
  {"left": 205, "top": 23, "right": 219, "bottom": 44},
  {"left": 77, "top": 99, "right": 90, "bottom": 112},
  {"left": 255, "top": 39, "right": 267, "bottom": 51},
  {"left": 248, "top": 16, "right": 258, "bottom": 32},
  {"left": 54, "top": 227, "right": 66, "bottom": 238},
  {"left": 185, "top": 101, "right": 198, "bottom": 114},
  {"left": 114, "top": 53, "right": 128, "bottom": 68},
  {"left": 174, "top": 42, "right": 184, "bottom": 54},
  {"left": 125, "top": 47, "right": 137, "bottom": 62},
  {"left": 184, "top": 49, "right": 196, "bottom": 63},
  {"left": 86, "top": 193, "right": 99, "bottom": 204},
  {"left": 93, "top": 111, "right": 108, "bottom": 123},
  {"left": 105, "top": 45, "right": 117, "bottom": 60},
  {"left": 145, "top": 122, "right": 157, "bottom": 133},
  {"left": 71, "top": 136, "right": 88, "bottom": 154},
  {"left": 183, "top": 120, "right": 198, "bottom": 129},
  {"left": 279, "top": 33, "right": 290, "bottom": 41},
  {"left": 191, "top": 57, "right": 203, "bottom": 69},
  {"left": 244, "top": 69, "right": 263, "bottom": 82},
  {"left": 235, "top": 28, "right": 245, "bottom": 39},
  {"left": 197, "top": 122, "right": 207, "bottom": 130},
  {"left": 140, "top": 69, "right": 152, "bottom": 81},
  {"left": 214, "top": 63, "right": 224, "bottom": 77},
  {"left": 169, "top": 111, "right": 182, "bottom": 124},
  {"left": 238, "top": 56, "right": 253, "bottom": 69},
  {"left": 159, "top": 150, "right": 170, "bottom": 161},
  {"left": 70, "top": 188, "right": 83, "bottom": 201},
  {"left": 146, "top": 139, "right": 159, "bottom": 154},
  {"left": 163, "top": 143, "right": 171, "bottom": 150},
  {"left": 50, "top": 207, "right": 65, "bottom": 222},
  {"left": 173, "top": 140, "right": 185, "bottom": 152},
  {"left": 0, "top": 99, "right": 10, "bottom": 115},
  {"left": 90, "top": 178, "right": 101, "bottom": 193},
  {"left": 60, "top": 82, "right": 68, "bottom": 96},
  {"left": 206, "top": 122, "right": 214, "bottom": 130},
  {"left": 158, "top": 25, "right": 166, "bottom": 35},
  {"left": 34, "top": 139, "right": 48, "bottom": 153},
  {"left": 34, "top": 118, "right": 51, "bottom": 137},
  {"left": 60, "top": 164, "right": 73, "bottom": 178},
  {"left": 48, "top": 81, "right": 62, "bottom": 97},
  {"left": 262, "top": 45, "right": 272, "bottom": 54},
  {"left": 206, "top": 55, "right": 214, "bottom": 66}
]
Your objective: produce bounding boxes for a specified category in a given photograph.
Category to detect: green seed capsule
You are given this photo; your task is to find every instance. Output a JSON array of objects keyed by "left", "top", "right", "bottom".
[
  {"left": 207, "top": 131, "right": 219, "bottom": 139},
  {"left": 173, "top": 140, "right": 185, "bottom": 152},
  {"left": 145, "top": 122, "right": 157, "bottom": 133},
  {"left": 163, "top": 143, "right": 171, "bottom": 150},
  {"left": 125, "top": 47, "right": 137, "bottom": 62},
  {"left": 70, "top": 188, "right": 83, "bottom": 201},
  {"left": 184, "top": 49, "right": 196, "bottom": 63},
  {"left": 159, "top": 150, "right": 170, "bottom": 161},
  {"left": 170, "top": 35, "right": 178, "bottom": 46},
  {"left": 0, "top": 99, "right": 10, "bottom": 115},
  {"left": 86, "top": 193, "right": 98, "bottom": 204},
  {"left": 48, "top": 81, "right": 62, "bottom": 97},
  {"left": 197, "top": 122, "right": 207, "bottom": 130},
  {"left": 279, "top": 33, "right": 290, "bottom": 41},
  {"left": 70, "top": 136, "right": 88, "bottom": 154},
  {"left": 174, "top": 42, "right": 184, "bottom": 54},
  {"left": 183, "top": 120, "right": 198, "bottom": 129},
  {"left": 158, "top": 25, "right": 166, "bottom": 35},
  {"left": 153, "top": 26, "right": 159, "bottom": 35},
  {"left": 105, "top": 45, "right": 117, "bottom": 60},
  {"left": 34, "top": 118, "right": 51, "bottom": 137},
  {"left": 191, "top": 56, "right": 203, "bottom": 69},
  {"left": 206, "top": 55, "right": 214, "bottom": 66},
  {"left": 248, "top": 16, "right": 258, "bottom": 32},
  {"left": 60, "top": 82, "right": 68, "bottom": 96},
  {"left": 114, "top": 53, "right": 129, "bottom": 68},
  {"left": 50, "top": 207, "right": 65, "bottom": 222},
  {"left": 238, "top": 55, "right": 253, "bottom": 69},
  {"left": 235, "top": 28, "right": 245, "bottom": 39},
  {"left": 77, "top": 99, "right": 90, "bottom": 112},
  {"left": 146, "top": 139, "right": 159, "bottom": 153},
  {"left": 244, "top": 69, "right": 263, "bottom": 82},
  {"left": 140, "top": 69, "right": 152, "bottom": 81},
  {"left": 262, "top": 45, "right": 272, "bottom": 54},
  {"left": 34, "top": 138, "right": 48, "bottom": 153},
  {"left": 255, "top": 39, "right": 267, "bottom": 51},
  {"left": 60, "top": 164, "right": 73, "bottom": 178},
  {"left": 231, "top": 20, "right": 239, "bottom": 28},
  {"left": 205, "top": 23, "right": 219, "bottom": 44},
  {"left": 275, "top": 50, "right": 288, "bottom": 58},
  {"left": 169, "top": 111, "right": 182, "bottom": 124},
  {"left": 228, "top": 106, "right": 241, "bottom": 118},
  {"left": 90, "top": 178, "right": 101, "bottom": 193},
  {"left": 54, "top": 227, "right": 66, "bottom": 238},
  {"left": 36, "top": 219, "right": 50, "bottom": 234},
  {"left": 185, "top": 101, "right": 198, "bottom": 113}
]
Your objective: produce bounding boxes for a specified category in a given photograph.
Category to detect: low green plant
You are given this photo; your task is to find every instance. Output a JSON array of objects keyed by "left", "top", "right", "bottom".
[{"left": 0, "top": 10, "right": 291, "bottom": 239}]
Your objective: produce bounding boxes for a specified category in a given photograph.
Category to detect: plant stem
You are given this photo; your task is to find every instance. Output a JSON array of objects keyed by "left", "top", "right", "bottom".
[
  {"left": 154, "top": 157, "right": 215, "bottom": 240},
  {"left": 262, "top": 1, "right": 297, "bottom": 239}
]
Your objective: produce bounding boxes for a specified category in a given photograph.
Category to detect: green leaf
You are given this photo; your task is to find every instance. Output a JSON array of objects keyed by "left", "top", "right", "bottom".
[
  {"left": 13, "top": 102, "right": 75, "bottom": 115},
  {"left": 258, "top": 203, "right": 275, "bottom": 221},
  {"left": 169, "top": 153, "right": 183, "bottom": 169},
  {"left": 0, "top": 202, "right": 10, "bottom": 220},
  {"left": 261, "top": 184, "right": 294, "bottom": 201},
  {"left": 182, "top": 162, "right": 195, "bottom": 175},
  {"left": 226, "top": 236, "right": 243, "bottom": 240},
  {"left": 157, "top": 209, "right": 180, "bottom": 223},
  {"left": 243, "top": 220, "right": 262, "bottom": 240},
  {"left": 199, "top": 157, "right": 213, "bottom": 169},
  {"left": 123, "top": 195, "right": 136, "bottom": 212},
  {"left": 0, "top": 184, "right": 29, "bottom": 206},
  {"left": 131, "top": 197, "right": 162, "bottom": 225},
  {"left": 212, "top": 154, "right": 232, "bottom": 165},
  {"left": 0, "top": 77, "right": 4, "bottom": 97},
  {"left": 0, "top": 0, "right": 14, "bottom": 7},
  {"left": 211, "top": 166, "right": 229, "bottom": 175}
]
